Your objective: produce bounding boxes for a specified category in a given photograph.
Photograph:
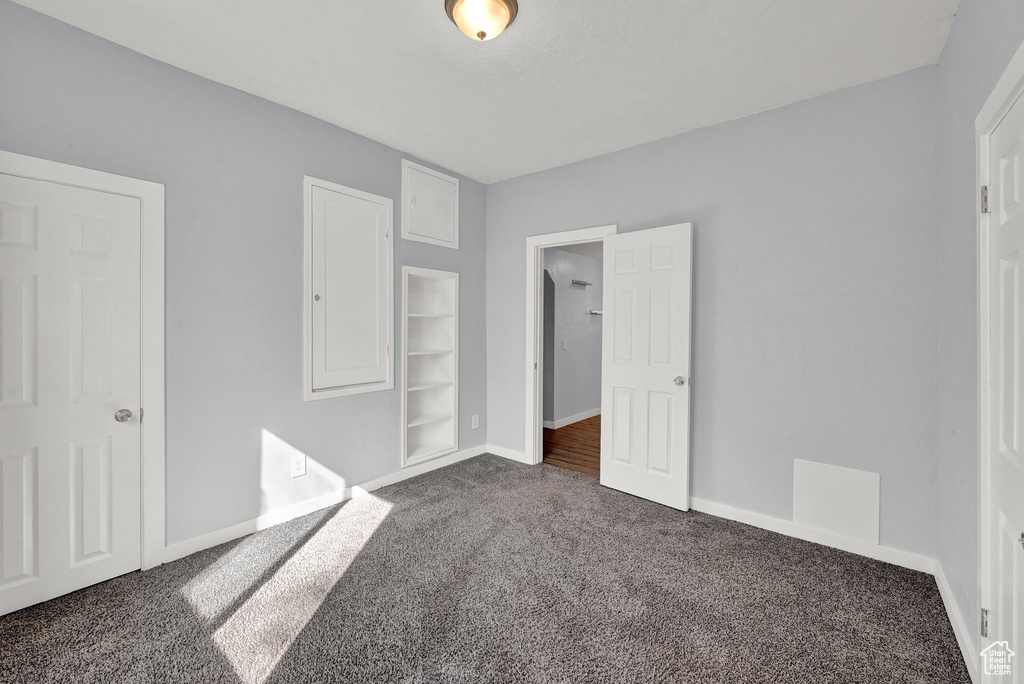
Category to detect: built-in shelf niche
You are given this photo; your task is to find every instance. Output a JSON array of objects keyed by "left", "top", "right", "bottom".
[{"left": 402, "top": 266, "right": 458, "bottom": 467}]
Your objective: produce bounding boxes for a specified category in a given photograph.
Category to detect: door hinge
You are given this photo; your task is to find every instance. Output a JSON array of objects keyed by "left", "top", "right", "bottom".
[
  {"left": 139, "top": 407, "right": 144, "bottom": 424},
  {"left": 534, "top": 362, "right": 538, "bottom": 370},
  {"left": 386, "top": 345, "right": 390, "bottom": 357},
  {"left": 982, "top": 186, "right": 991, "bottom": 214},
  {"left": 981, "top": 608, "right": 990, "bottom": 638}
]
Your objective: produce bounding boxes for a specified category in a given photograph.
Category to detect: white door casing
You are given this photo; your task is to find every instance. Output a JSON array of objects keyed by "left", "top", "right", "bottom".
[
  {"left": 983, "top": 86, "right": 1024, "bottom": 676},
  {"left": 600, "top": 223, "right": 693, "bottom": 510},
  {"left": 0, "top": 151, "right": 164, "bottom": 617},
  {"left": 524, "top": 225, "right": 618, "bottom": 465}
]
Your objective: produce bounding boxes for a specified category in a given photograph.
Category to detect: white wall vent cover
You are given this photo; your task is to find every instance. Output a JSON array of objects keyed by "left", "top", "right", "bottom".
[{"left": 793, "top": 459, "right": 880, "bottom": 544}]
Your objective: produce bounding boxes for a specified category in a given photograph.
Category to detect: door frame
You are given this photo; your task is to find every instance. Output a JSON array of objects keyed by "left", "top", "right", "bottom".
[
  {"left": 976, "top": 36, "right": 1024, "bottom": 659},
  {"left": 0, "top": 150, "right": 166, "bottom": 571},
  {"left": 524, "top": 224, "right": 617, "bottom": 465}
]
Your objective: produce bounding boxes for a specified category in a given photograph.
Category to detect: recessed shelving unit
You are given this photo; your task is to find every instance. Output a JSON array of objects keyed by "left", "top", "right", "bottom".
[{"left": 402, "top": 266, "right": 459, "bottom": 467}]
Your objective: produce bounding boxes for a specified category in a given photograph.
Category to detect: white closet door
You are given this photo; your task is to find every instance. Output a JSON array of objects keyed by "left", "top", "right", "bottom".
[
  {"left": 309, "top": 182, "right": 392, "bottom": 394},
  {"left": 984, "top": 80, "right": 1024, "bottom": 669},
  {"left": 600, "top": 223, "right": 693, "bottom": 510},
  {"left": 0, "top": 172, "right": 142, "bottom": 616}
]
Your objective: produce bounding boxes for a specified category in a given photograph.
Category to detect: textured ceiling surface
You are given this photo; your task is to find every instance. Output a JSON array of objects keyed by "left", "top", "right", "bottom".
[{"left": 13, "top": 0, "right": 957, "bottom": 184}]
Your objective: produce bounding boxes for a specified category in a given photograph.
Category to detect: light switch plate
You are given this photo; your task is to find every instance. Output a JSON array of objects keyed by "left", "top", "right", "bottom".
[{"left": 472, "top": 414, "right": 480, "bottom": 429}]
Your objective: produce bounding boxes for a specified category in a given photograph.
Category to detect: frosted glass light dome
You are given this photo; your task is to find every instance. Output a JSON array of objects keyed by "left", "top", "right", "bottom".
[{"left": 445, "top": 0, "right": 518, "bottom": 41}]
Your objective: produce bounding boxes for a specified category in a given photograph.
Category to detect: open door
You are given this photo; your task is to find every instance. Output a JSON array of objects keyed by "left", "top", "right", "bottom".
[
  {"left": 982, "top": 68, "right": 1024, "bottom": 662},
  {"left": 600, "top": 223, "right": 692, "bottom": 510}
]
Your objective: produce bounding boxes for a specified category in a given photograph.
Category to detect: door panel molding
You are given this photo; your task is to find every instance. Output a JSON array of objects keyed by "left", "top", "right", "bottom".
[{"left": 0, "top": 150, "right": 165, "bottom": 577}]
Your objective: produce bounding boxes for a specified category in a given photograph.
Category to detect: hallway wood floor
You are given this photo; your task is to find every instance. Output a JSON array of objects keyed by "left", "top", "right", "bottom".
[{"left": 543, "top": 414, "right": 600, "bottom": 478}]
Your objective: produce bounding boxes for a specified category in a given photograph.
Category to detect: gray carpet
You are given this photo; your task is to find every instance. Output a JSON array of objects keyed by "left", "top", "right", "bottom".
[{"left": 0, "top": 455, "right": 969, "bottom": 683}]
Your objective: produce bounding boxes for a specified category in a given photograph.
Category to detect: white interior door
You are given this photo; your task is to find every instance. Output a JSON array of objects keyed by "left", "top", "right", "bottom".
[
  {"left": 600, "top": 223, "right": 692, "bottom": 510},
  {"left": 0, "top": 172, "right": 142, "bottom": 616},
  {"left": 310, "top": 183, "right": 391, "bottom": 391},
  {"left": 985, "top": 88, "right": 1024, "bottom": 675}
]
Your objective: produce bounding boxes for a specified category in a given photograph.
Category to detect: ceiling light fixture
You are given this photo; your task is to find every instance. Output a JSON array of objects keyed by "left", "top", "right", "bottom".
[{"left": 444, "top": 0, "right": 518, "bottom": 41}]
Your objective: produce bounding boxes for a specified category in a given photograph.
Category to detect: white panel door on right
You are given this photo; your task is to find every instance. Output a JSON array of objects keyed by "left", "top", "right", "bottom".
[
  {"left": 600, "top": 223, "right": 693, "bottom": 510},
  {"left": 985, "top": 81, "right": 1024, "bottom": 675}
]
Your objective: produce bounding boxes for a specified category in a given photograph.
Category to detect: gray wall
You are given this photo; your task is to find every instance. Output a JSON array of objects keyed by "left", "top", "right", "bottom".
[
  {"left": 487, "top": 68, "right": 940, "bottom": 557},
  {"left": 0, "top": 0, "right": 488, "bottom": 544},
  {"left": 935, "top": 0, "right": 1024, "bottom": 647},
  {"left": 542, "top": 248, "right": 603, "bottom": 424}
]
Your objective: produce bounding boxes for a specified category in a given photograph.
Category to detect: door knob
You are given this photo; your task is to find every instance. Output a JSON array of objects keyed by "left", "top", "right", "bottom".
[
  {"left": 114, "top": 409, "right": 133, "bottom": 423},
  {"left": 674, "top": 376, "right": 688, "bottom": 386}
]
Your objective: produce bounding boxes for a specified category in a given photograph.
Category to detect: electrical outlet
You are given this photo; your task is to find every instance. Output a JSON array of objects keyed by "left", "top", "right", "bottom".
[
  {"left": 290, "top": 452, "right": 306, "bottom": 478},
  {"left": 472, "top": 414, "right": 480, "bottom": 429}
]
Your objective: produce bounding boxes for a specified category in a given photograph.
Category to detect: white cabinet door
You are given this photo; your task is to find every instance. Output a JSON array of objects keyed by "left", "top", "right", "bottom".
[
  {"left": 306, "top": 178, "right": 393, "bottom": 398},
  {"left": 0, "top": 173, "right": 142, "bottom": 616},
  {"left": 985, "top": 83, "right": 1024, "bottom": 671},
  {"left": 402, "top": 160, "right": 458, "bottom": 249},
  {"left": 600, "top": 223, "right": 693, "bottom": 510}
]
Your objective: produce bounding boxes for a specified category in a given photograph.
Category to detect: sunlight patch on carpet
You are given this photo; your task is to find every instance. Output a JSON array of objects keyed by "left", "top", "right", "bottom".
[{"left": 210, "top": 494, "right": 392, "bottom": 684}]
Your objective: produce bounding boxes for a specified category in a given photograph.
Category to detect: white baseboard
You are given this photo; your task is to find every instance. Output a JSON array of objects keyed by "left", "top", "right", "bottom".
[
  {"left": 689, "top": 496, "right": 935, "bottom": 574},
  {"left": 542, "top": 408, "right": 600, "bottom": 430},
  {"left": 162, "top": 444, "right": 487, "bottom": 564},
  {"left": 485, "top": 444, "right": 532, "bottom": 464},
  {"left": 935, "top": 562, "right": 980, "bottom": 682}
]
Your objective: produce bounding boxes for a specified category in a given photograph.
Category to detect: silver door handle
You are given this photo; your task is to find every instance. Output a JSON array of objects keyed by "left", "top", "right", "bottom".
[
  {"left": 674, "top": 376, "right": 688, "bottom": 386},
  {"left": 114, "top": 409, "right": 133, "bottom": 423}
]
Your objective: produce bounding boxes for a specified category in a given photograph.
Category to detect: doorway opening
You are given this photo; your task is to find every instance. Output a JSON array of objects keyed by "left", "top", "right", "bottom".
[
  {"left": 525, "top": 222, "right": 693, "bottom": 509},
  {"left": 524, "top": 225, "right": 617, "bottom": 468},
  {"left": 541, "top": 243, "right": 603, "bottom": 477}
]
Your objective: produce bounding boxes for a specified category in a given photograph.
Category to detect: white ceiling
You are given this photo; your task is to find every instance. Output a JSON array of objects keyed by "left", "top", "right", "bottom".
[{"left": 14, "top": 0, "right": 958, "bottom": 184}]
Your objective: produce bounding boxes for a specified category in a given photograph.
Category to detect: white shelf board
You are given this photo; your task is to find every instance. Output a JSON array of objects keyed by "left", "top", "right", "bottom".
[
  {"left": 408, "top": 381, "right": 454, "bottom": 392},
  {"left": 407, "top": 313, "right": 454, "bottom": 318},
  {"left": 407, "top": 412, "right": 454, "bottom": 428},
  {"left": 407, "top": 442, "right": 456, "bottom": 463},
  {"left": 408, "top": 349, "right": 454, "bottom": 356}
]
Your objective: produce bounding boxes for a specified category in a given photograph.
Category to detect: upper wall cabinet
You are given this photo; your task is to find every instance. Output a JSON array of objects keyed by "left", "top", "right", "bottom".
[
  {"left": 303, "top": 176, "right": 394, "bottom": 401},
  {"left": 402, "top": 160, "right": 459, "bottom": 249}
]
